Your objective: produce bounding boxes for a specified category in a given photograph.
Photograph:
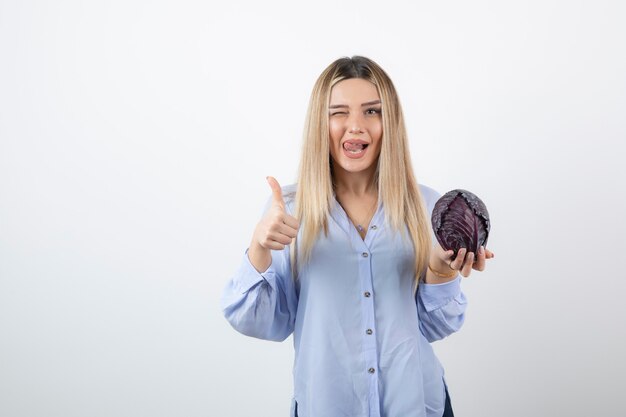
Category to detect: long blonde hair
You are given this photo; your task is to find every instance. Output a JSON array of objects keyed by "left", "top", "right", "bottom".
[{"left": 290, "top": 56, "right": 432, "bottom": 295}]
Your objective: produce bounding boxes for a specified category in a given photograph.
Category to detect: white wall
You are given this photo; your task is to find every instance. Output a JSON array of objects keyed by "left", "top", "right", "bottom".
[{"left": 1, "top": 1, "right": 625, "bottom": 416}]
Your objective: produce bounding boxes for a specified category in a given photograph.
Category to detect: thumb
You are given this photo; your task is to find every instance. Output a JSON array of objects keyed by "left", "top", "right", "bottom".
[{"left": 266, "top": 176, "right": 285, "bottom": 209}]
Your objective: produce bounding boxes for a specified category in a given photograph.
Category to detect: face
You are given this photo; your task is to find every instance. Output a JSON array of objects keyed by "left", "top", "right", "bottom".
[{"left": 328, "top": 78, "right": 383, "bottom": 176}]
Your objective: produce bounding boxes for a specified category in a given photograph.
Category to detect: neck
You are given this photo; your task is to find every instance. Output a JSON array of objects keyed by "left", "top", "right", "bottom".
[{"left": 333, "top": 163, "right": 378, "bottom": 197}]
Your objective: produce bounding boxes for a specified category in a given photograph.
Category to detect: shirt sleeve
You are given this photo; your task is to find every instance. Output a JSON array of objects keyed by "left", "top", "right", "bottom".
[
  {"left": 415, "top": 184, "right": 468, "bottom": 342},
  {"left": 219, "top": 193, "right": 298, "bottom": 342},
  {"left": 416, "top": 275, "right": 467, "bottom": 342}
]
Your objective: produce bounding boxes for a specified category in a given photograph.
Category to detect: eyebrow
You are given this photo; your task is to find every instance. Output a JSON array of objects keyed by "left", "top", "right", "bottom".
[{"left": 328, "top": 100, "right": 381, "bottom": 109}]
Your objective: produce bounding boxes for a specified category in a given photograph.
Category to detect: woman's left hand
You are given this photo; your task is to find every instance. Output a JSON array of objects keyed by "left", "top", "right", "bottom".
[{"left": 431, "top": 243, "right": 495, "bottom": 279}]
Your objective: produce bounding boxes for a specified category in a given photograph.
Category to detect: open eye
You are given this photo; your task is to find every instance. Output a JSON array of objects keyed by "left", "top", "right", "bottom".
[{"left": 365, "top": 108, "right": 381, "bottom": 115}]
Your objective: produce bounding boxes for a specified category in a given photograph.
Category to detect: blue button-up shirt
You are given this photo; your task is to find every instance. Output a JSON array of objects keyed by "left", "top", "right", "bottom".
[{"left": 221, "top": 183, "right": 467, "bottom": 417}]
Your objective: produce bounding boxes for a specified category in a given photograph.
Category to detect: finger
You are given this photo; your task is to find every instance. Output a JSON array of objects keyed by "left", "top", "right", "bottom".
[
  {"left": 431, "top": 243, "right": 450, "bottom": 261},
  {"left": 443, "top": 249, "right": 455, "bottom": 264},
  {"left": 282, "top": 213, "right": 300, "bottom": 230},
  {"left": 484, "top": 248, "right": 495, "bottom": 259},
  {"left": 450, "top": 248, "right": 467, "bottom": 270},
  {"left": 263, "top": 240, "right": 286, "bottom": 251},
  {"left": 442, "top": 249, "right": 456, "bottom": 271},
  {"left": 431, "top": 246, "right": 454, "bottom": 271},
  {"left": 266, "top": 176, "right": 285, "bottom": 209},
  {"left": 473, "top": 246, "right": 486, "bottom": 271},
  {"left": 461, "top": 252, "right": 475, "bottom": 277},
  {"left": 267, "top": 230, "right": 293, "bottom": 245},
  {"left": 277, "top": 222, "right": 298, "bottom": 239}
]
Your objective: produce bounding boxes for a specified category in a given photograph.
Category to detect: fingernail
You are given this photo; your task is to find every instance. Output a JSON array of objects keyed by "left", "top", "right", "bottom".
[{"left": 479, "top": 245, "right": 484, "bottom": 254}]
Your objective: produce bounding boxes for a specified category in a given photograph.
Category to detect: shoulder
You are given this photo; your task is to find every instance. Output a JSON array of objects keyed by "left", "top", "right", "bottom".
[
  {"left": 281, "top": 182, "right": 297, "bottom": 201},
  {"left": 281, "top": 183, "right": 297, "bottom": 214},
  {"left": 418, "top": 183, "right": 443, "bottom": 215},
  {"left": 418, "top": 183, "right": 441, "bottom": 201}
]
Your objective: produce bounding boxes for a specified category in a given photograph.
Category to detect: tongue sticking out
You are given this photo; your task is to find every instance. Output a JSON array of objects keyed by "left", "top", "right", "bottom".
[{"left": 344, "top": 142, "right": 366, "bottom": 152}]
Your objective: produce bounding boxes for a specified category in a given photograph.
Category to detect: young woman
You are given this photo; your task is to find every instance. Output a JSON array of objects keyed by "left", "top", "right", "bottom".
[{"left": 221, "top": 56, "right": 494, "bottom": 417}]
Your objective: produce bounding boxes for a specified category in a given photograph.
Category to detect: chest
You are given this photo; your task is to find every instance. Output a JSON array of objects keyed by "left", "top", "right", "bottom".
[
  {"left": 296, "top": 217, "right": 416, "bottom": 301},
  {"left": 335, "top": 193, "right": 378, "bottom": 240}
]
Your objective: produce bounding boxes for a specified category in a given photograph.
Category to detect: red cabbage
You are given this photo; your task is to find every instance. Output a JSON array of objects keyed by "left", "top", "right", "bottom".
[{"left": 431, "top": 189, "right": 490, "bottom": 258}]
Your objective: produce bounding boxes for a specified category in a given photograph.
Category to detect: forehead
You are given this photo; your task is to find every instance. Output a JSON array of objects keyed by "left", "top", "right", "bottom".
[{"left": 329, "top": 78, "right": 380, "bottom": 104}]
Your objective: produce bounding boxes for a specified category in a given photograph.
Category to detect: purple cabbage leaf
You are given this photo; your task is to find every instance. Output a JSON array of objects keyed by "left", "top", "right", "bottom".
[{"left": 431, "top": 189, "right": 490, "bottom": 258}]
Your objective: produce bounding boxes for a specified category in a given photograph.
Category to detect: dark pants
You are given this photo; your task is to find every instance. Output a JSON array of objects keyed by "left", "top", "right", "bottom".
[{"left": 442, "top": 385, "right": 454, "bottom": 417}]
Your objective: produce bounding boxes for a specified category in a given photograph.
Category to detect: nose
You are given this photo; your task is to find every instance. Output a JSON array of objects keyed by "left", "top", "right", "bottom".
[{"left": 347, "top": 112, "right": 364, "bottom": 134}]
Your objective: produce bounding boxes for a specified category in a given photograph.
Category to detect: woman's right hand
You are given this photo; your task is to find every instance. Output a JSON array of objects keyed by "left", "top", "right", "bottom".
[
  {"left": 250, "top": 175, "right": 299, "bottom": 251},
  {"left": 248, "top": 177, "right": 299, "bottom": 272}
]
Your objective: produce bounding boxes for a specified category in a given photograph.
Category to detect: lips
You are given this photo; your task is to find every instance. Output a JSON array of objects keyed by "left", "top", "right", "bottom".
[
  {"left": 342, "top": 139, "right": 369, "bottom": 152},
  {"left": 341, "top": 139, "right": 370, "bottom": 159}
]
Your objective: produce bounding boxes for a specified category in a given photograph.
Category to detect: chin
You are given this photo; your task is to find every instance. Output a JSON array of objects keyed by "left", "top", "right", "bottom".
[{"left": 340, "top": 159, "right": 375, "bottom": 173}]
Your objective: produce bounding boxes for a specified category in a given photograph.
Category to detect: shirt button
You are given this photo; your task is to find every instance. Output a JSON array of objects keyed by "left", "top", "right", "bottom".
[
  {"left": 366, "top": 329, "right": 373, "bottom": 335},
  {"left": 368, "top": 367, "right": 376, "bottom": 374},
  {"left": 371, "top": 225, "right": 377, "bottom": 230},
  {"left": 364, "top": 291, "right": 371, "bottom": 298},
  {"left": 362, "top": 252, "right": 369, "bottom": 258}
]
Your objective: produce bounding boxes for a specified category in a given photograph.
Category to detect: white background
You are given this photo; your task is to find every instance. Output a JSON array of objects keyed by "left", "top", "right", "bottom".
[{"left": 1, "top": 1, "right": 625, "bottom": 416}]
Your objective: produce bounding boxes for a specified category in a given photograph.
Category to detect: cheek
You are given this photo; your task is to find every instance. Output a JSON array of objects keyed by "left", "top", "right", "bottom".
[
  {"left": 328, "top": 121, "right": 344, "bottom": 144},
  {"left": 370, "top": 120, "right": 383, "bottom": 140}
]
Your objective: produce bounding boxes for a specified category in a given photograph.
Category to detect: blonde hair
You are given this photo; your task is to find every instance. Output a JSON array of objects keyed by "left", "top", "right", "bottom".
[{"left": 290, "top": 56, "right": 432, "bottom": 295}]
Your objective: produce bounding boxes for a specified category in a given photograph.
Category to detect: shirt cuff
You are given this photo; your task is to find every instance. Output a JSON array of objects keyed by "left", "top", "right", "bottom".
[
  {"left": 419, "top": 275, "right": 462, "bottom": 312},
  {"left": 231, "top": 247, "right": 273, "bottom": 294}
]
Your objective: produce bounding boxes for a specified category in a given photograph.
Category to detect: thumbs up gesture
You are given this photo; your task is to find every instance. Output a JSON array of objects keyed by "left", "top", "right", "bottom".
[{"left": 251, "top": 176, "right": 300, "bottom": 252}]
